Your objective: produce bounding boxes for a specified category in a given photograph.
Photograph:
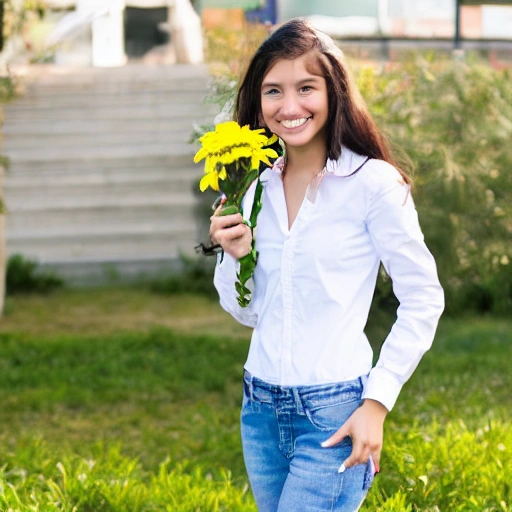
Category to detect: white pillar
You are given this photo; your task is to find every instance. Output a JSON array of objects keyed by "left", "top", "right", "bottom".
[
  {"left": 378, "top": 0, "right": 390, "bottom": 35},
  {"left": 171, "top": 0, "right": 204, "bottom": 64},
  {"left": 77, "top": 0, "right": 127, "bottom": 67}
]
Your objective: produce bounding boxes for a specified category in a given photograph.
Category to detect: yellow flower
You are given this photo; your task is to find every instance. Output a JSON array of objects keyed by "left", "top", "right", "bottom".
[{"left": 194, "top": 121, "right": 278, "bottom": 192}]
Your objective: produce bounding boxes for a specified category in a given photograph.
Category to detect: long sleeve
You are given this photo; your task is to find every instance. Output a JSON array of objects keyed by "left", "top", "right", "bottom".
[
  {"left": 362, "top": 169, "right": 445, "bottom": 411},
  {"left": 214, "top": 252, "right": 258, "bottom": 328}
]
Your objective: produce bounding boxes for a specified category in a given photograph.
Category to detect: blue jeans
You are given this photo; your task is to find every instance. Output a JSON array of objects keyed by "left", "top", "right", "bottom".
[{"left": 241, "top": 371, "right": 374, "bottom": 512}]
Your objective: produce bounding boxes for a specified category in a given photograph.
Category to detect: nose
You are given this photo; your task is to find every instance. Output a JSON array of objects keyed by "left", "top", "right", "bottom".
[{"left": 279, "top": 92, "right": 301, "bottom": 117}]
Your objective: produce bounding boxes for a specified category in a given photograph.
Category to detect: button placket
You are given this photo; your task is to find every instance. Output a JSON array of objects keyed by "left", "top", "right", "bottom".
[{"left": 279, "top": 203, "right": 312, "bottom": 382}]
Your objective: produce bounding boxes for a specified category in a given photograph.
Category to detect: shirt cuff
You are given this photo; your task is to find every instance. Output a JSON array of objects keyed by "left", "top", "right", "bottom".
[
  {"left": 361, "top": 366, "right": 403, "bottom": 412},
  {"left": 215, "top": 251, "right": 239, "bottom": 279}
]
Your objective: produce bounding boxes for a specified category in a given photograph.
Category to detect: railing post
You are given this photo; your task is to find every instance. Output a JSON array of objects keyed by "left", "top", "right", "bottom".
[{"left": 455, "top": 0, "right": 461, "bottom": 49}]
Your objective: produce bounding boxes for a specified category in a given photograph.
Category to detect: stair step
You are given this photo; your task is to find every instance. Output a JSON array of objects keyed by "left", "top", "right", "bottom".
[
  {"left": 3, "top": 128, "right": 207, "bottom": 150},
  {"left": 6, "top": 90, "right": 213, "bottom": 111},
  {"left": 7, "top": 221, "right": 195, "bottom": 241},
  {"left": 5, "top": 155, "right": 195, "bottom": 173},
  {"left": 5, "top": 189, "right": 197, "bottom": 212},
  {"left": 2, "top": 117, "right": 214, "bottom": 136},
  {"left": 5, "top": 203, "right": 202, "bottom": 234},
  {"left": 3, "top": 102, "right": 214, "bottom": 122},
  {"left": 7, "top": 233, "right": 199, "bottom": 263},
  {"left": 5, "top": 166, "right": 202, "bottom": 189},
  {"left": 17, "top": 63, "right": 211, "bottom": 85},
  {"left": 4, "top": 143, "right": 195, "bottom": 163}
]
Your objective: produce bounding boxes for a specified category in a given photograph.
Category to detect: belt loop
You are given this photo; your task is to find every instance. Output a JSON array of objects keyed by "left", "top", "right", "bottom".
[
  {"left": 244, "top": 369, "right": 255, "bottom": 402},
  {"left": 292, "top": 387, "right": 304, "bottom": 415}
]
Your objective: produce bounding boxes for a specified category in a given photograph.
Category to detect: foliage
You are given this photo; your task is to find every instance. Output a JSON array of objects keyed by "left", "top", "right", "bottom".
[
  {"left": 355, "top": 54, "right": 512, "bottom": 316},
  {"left": 6, "top": 253, "right": 64, "bottom": 295},
  {"left": 2, "top": 0, "right": 46, "bottom": 45},
  {"left": 150, "top": 253, "right": 217, "bottom": 298},
  {"left": 189, "top": 74, "right": 239, "bottom": 146},
  {"left": 0, "top": 74, "right": 15, "bottom": 103},
  {"left": 0, "top": 443, "right": 255, "bottom": 511},
  {"left": 193, "top": 52, "right": 512, "bottom": 316},
  {"left": 204, "top": 24, "right": 269, "bottom": 78},
  {"left": 0, "top": 291, "right": 510, "bottom": 510},
  {"left": 367, "top": 420, "right": 511, "bottom": 511}
]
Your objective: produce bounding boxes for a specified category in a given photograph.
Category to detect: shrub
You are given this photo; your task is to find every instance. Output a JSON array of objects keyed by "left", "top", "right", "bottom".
[
  {"left": 150, "top": 254, "right": 217, "bottom": 298},
  {"left": 193, "top": 52, "right": 512, "bottom": 315},
  {"left": 355, "top": 54, "right": 512, "bottom": 315},
  {"left": 0, "top": 442, "right": 256, "bottom": 512},
  {"left": 6, "top": 254, "right": 64, "bottom": 295}
]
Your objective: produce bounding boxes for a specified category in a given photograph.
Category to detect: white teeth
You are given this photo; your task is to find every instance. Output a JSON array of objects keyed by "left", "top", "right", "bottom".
[{"left": 281, "top": 117, "right": 310, "bottom": 128}]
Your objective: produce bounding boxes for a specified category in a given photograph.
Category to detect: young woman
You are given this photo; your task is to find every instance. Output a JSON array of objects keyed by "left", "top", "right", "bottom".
[{"left": 209, "top": 18, "right": 444, "bottom": 512}]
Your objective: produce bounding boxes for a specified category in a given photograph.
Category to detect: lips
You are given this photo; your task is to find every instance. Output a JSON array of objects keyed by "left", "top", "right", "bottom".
[{"left": 281, "top": 116, "right": 312, "bottom": 129}]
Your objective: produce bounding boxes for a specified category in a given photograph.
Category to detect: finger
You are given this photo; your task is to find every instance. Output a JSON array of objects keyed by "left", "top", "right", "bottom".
[
  {"left": 212, "top": 223, "right": 249, "bottom": 248},
  {"left": 321, "top": 424, "right": 349, "bottom": 448},
  {"left": 212, "top": 194, "right": 227, "bottom": 212},
  {"left": 211, "top": 212, "right": 244, "bottom": 226},
  {"left": 372, "top": 449, "right": 382, "bottom": 474},
  {"left": 341, "top": 443, "right": 370, "bottom": 472},
  {"left": 216, "top": 224, "right": 250, "bottom": 245}
]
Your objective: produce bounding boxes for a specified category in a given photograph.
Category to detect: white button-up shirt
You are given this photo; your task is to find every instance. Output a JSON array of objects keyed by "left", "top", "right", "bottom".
[{"left": 214, "top": 147, "right": 444, "bottom": 411}]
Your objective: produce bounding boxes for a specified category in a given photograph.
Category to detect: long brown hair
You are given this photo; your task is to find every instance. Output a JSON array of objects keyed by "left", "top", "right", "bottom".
[{"left": 234, "top": 18, "right": 411, "bottom": 184}]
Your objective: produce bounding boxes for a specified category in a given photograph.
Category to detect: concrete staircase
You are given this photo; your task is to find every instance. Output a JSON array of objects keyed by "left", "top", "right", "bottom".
[{"left": 1, "top": 63, "right": 218, "bottom": 285}]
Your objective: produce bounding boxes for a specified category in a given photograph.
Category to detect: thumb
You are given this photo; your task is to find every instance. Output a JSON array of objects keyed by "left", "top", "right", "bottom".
[
  {"left": 321, "top": 422, "right": 350, "bottom": 448},
  {"left": 212, "top": 194, "right": 227, "bottom": 215}
]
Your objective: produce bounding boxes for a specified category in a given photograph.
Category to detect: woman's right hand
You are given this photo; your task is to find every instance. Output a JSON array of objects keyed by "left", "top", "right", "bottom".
[{"left": 210, "top": 207, "right": 253, "bottom": 260}]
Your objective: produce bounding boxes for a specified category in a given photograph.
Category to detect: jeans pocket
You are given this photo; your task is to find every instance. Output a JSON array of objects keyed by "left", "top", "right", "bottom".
[{"left": 303, "top": 395, "right": 362, "bottom": 431}]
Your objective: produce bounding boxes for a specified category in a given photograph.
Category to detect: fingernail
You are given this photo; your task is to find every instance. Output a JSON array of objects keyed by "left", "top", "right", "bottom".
[
  {"left": 337, "top": 464, "right": 346, "bottom": 474},
  {"left": 321, "top": 441, "right": 329, "bottom": 448}
]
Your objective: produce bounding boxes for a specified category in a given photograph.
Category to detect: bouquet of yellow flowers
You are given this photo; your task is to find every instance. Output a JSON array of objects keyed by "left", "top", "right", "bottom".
[{"left": 194, "top": 121, "right": 278, "bottom": 307}]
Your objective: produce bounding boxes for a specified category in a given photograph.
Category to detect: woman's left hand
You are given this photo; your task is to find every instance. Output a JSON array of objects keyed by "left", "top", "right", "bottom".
[{"left": 321, "top": 399, "right": 388, "bottom": 473}]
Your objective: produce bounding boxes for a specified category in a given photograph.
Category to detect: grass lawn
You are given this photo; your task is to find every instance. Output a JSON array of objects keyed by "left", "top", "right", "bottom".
[{"left": 0, "top": 287, "right": 510, "bottom": 511}]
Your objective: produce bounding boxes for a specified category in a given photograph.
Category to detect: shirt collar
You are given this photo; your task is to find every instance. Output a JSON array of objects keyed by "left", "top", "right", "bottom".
[
  {"left": 325, "top": 147, "right": 369, "bottom": 177},
  {"left": 263, "top": 146, "right": 368, "bottom": 182}
]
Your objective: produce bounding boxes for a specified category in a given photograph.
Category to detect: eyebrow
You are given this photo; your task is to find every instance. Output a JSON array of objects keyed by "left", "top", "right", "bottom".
[{"left": 261, "top": 77, "right": 321, "bottom": 88}]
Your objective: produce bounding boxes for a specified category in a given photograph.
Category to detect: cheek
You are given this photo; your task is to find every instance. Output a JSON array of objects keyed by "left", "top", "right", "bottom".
[
  {"left": 312, "top": 93, "right": 329, "bottom": 115},
  {"left": 260, "top": 100, "right": 275, "bottom": 124}
]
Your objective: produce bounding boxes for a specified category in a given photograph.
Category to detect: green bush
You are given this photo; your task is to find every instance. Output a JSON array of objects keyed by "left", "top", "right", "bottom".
[
  {"left": 0, "top": 443, "right": 256, "bottom": 512},
  {"left": 356, "top": 54, "right": 512, "bottom": 316},
  {"left": 6, "top": 254, "right": 64, "bottom": 295},
  {"left": 0, "top": 75, "right": 15, "bottom": 103},
  {"left": 150, "top": 254, "right": 217, "bottom": 298},
  {"left": 193, "top": 53, "right": 512, "bottom": 315}
]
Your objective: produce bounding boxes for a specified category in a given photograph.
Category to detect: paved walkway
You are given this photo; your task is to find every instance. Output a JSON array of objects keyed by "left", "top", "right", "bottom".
[{"left": 2, "top": 62, "right": 218, "bottom": 284}]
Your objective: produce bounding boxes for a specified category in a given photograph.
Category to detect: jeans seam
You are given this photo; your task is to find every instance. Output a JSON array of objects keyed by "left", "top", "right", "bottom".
[{"left": 331, "top": 473, "right": 343, "bottom": 512}]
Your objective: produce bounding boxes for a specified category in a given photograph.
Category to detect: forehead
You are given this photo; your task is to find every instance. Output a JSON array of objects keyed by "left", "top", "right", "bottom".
[{"left": 262, "top": 52, "right": 324, "bottom": 83}]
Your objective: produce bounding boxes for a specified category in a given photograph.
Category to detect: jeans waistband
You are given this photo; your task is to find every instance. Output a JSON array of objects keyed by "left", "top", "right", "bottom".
[{"left": 243, "top": 370, "right": 365, "bottom": 411}]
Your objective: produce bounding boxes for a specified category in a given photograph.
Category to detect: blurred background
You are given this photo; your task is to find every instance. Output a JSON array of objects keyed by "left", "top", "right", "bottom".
[{"left": 0, "top": 1, "right": 510, "bottom": 511}]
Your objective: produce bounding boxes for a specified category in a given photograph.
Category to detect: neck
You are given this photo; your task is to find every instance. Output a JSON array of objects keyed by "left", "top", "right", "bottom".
[{"left": 283, "top": 139, "right": 328, "bottom": 180}]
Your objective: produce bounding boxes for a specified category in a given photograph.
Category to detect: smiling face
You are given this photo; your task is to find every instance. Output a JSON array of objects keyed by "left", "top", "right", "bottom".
[{"left": 260, "top": 52, "right": 329, "bottom": 154}]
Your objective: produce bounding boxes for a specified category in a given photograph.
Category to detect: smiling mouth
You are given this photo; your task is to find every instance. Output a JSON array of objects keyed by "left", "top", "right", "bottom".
[{"left": 281, "top": 116, "right": 312, "bottom": 129}]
